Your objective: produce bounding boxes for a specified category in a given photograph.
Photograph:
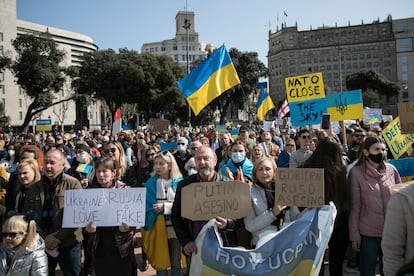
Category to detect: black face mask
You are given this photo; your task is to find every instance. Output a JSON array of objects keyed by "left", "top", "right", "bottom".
[{"left": 368, "top": 152, "right": 385, "bottom": 164}]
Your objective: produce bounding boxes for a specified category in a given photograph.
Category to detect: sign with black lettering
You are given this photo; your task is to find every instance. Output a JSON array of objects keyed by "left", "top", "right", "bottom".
[
  {"left": 275, "top": 168, "right": 325, "bottom": 207},
  {"left": 285, "top": 72, "right": 325, "bottom": 103},
  {"left": 289, "top": 98, "right": 327, "bottom": 127},
  {"left": 397, "top": 102, "right": 414, "bottom": 134},
  {"left": 62, "top": 188, "right": 146, "bottom": 227},
  {"left": 181, "top": 181, "right": 251, "bottom": 221},
  {"left": 382, "top": 116, "right": 414, "bottom": 159}
]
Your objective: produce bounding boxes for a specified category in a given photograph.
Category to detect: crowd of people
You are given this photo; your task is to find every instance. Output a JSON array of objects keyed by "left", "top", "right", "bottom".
[{"left": 0, "top": 120, "right": 412, "bottom": 275}]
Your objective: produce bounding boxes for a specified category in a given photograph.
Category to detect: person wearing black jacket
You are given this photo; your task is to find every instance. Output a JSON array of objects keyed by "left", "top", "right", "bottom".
[{"left": 171, "top": 146, "right": 240, "bottom": 269}]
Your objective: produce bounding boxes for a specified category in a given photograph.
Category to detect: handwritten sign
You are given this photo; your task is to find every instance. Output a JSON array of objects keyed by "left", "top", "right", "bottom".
[
  {"left": 289, "top": 98, "right": 327, "bottom": 127},
  {"left": 285, "top": 72, "right": 325, "bottom": 103},
  {"left": 382, "top": 117, "right": 414, "bottom": 159},
  {"left": 364, "top": 108, "right": 382, "bottom": 126},
  {"left": 148, "top": 118, "right": 170, "bottom": 132},
  {"left": 326, "top": 90, "right": 363, "bottom": 121},
  {"left": 62, "top": 188, "right": 146, "bottom": 228},
  {"left": 398, "top": 102, "right": 414, "bottom": 134},
  {"left": 215, "top": 124, "right": 227, "bottom": 134},
  {"left": 181, "top": 181, "right": 251, "bottom": 221},
  {"left": 275, "top": 168, "right": 325, "bottom": 207}
]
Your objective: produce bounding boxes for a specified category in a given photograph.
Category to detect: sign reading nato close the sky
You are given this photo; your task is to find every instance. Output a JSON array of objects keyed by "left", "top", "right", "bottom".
[
  {"left": 62, "top": 188, "right": 146, "bottom": 228},
  {"left": 285, "top": 72, "right": 326, "bottom": 127}
]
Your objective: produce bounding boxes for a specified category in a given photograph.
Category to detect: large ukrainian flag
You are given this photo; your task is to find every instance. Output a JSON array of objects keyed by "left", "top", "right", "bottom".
[
  {"left": 325, "top": 90, "right": 363, "bottom": 121},
  {"left": 177, "top": 45, "right": 240, "bottom": 116},
  {"left": 256, "top": 82, "right": 275, "bottom": 121}
]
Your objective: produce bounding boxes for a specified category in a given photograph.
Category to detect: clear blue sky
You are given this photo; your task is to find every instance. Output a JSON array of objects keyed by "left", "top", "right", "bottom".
[{"left": 17, "top": 0, "right": 413, "bottom": 63}]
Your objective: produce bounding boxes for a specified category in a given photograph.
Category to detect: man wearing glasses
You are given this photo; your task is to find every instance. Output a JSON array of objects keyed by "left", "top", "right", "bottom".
[
  {"left": 347, "top": 128, "right": 367, "bottom": 163},
  {"left": 289, "top": 129, "right": 313, "bottom": 168}
]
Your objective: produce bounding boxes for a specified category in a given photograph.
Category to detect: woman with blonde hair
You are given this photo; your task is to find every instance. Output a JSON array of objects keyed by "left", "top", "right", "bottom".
[
  {"left": 0, "top": 211, "right": 48, "bottom": 275},
  {"left": 142, "top": 151, "right": 184, "bottom": 276},
  {"left": 251, "top": 144, "right": 265, "bottom": 164},
  {"left": 6, "top": 158, "right": 41, "bottom": 213},
  {"left": 103, "top": 141, "right": 128, "bottom": 181}
]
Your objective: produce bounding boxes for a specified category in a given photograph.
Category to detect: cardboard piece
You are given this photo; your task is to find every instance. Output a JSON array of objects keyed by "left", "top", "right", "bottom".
[
  {"left": 181, "top": 181, "right": 251, "bottom": 221},
  {"left": 62, "top": 188, "right": 146, "bottom": 227},
  {"left": 398, "top": 102, "right": 414, "bottom": 134},
  {"left": 148, "top": 118, "right": 170, "bottom": 132},
  {"left": 382, "top": 117, "right": 414, "bottom": 160},
  {"left": 275, "top": 168, "right": 325, "bottom": 207}
]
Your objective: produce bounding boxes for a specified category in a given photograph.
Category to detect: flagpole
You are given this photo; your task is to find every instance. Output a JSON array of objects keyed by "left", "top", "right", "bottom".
[{"left": 184, "top": 0, "right": 191, "bottom": 126}]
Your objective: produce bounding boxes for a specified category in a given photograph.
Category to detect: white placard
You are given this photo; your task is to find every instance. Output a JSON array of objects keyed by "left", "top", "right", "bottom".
[{"left": 62, "top": 188, "right": 146, "bottom": 228}]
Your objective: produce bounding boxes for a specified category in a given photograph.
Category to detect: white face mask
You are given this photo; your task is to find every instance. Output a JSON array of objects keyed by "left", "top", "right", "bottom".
[
  {"left": 177, "top": 144, "right": 186, "bottom": 152},
  {"left": 76, "top": 154, "right": 87, "bottom": 163},
  {"left": 231, "top": 152, "right": 245, "bottom": 163}
]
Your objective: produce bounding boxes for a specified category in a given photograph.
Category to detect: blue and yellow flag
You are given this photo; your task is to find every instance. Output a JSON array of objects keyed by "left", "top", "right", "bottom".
[
  {"left": 325, "top": 90, "right": 363, "bottom": 121},
  {"left": 256, "top": 82, "right": 275, "bottom": 121},
  {"left": 177, "top": 45, "right": 240, "bottom": 116}
]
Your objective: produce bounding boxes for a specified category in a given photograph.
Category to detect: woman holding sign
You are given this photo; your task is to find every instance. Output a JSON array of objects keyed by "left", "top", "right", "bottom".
[
  {"left": 85, "top": 157, "right": 135, "bottom": 276},
  {"left": 348, "top": 136, "right": 401, "bottom": 276},
  {"left": 142, "top": 151, "right": 184, "bottom": 276},
  {"left": 244, "top": 156, "right": 288, "bottom": 246}
]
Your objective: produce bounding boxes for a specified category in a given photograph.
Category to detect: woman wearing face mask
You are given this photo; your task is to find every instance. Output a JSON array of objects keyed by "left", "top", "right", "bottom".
[
  {"left": 66, "top": 141, "right": 94, "bottom": 188},
  {"left": 219, "top": 141, "right": 253, "bottom": 182},
  {"left": 348, "top": 136, "right": 401, "bottom": 276}
]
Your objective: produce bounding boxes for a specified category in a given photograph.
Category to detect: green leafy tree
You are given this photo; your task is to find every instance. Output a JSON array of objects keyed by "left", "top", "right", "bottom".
[
  {"left": 74, "top": 49, "right": 186, "bottom": 122},
  {"left": 345, "top": 70, "right": 400, "bottom": 100},
  {"left": 5, "top": 33, "right": 71, "bottom": 132}
]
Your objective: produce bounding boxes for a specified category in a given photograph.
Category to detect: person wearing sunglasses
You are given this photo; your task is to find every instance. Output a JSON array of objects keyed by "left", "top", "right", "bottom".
[
  {"left": 276, "top": 138, "right": 296, "bottom": 168},
  {"left": 0, "top": 211, "right": 48, "bottom": 275},
  {"left": 142, "top": 150, "right": 184, "bottom": 276},
  {"left": 347, "top": 128, "right": 367, "bottom": 163},
  {"left": 289, "top": 129, "right": 313, "bottom": 168},
  {"left": 103, "top": 142, "right": 128, "bottom": 182},
  {"left": 173, "top": 137, "right": 191, "bottom": 177}
]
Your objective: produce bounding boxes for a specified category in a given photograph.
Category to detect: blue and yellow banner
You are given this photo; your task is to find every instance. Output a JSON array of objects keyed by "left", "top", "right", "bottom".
[
  {"left": 190, "top": 205, "right": 336, "bottom": 276},
  {"left": 289, "top": 98, "right": 327, "bottom": 127},
  {"left": 177, "top": 45, "right": 240, "bottom": 116},
  {"left": 325, "top": 90, "right": 363, "bottom": 121},
  {"left": 256, "top": 82, "right": 275, "bottom": 121}
]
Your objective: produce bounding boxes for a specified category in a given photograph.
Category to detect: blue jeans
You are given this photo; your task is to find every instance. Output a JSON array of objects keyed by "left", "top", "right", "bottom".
[
  {"left": 48, "top": 243, "right": 82, "bottom": 276},
  {"left": 360, "top": 235, "right": 383, "bottom": 276},
  {"left": 157, "top": 238, "right": 182, "bottom": 276}
]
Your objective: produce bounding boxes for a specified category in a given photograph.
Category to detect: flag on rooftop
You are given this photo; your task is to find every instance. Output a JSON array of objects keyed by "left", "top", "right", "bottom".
[
  {"left": 256, "top": 82, "right": 275, "bottom": 121},
  {"left": 177, "top": 45, "right": 240, "bottom": 116},
  {"left": 278, "top": 99, "right": 290, "bottom": 119}
]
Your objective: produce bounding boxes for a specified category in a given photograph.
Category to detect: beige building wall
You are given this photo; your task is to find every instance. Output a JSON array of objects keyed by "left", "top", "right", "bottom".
[{"left": 0, "top": 0, "right": 100, "bottom": 131}]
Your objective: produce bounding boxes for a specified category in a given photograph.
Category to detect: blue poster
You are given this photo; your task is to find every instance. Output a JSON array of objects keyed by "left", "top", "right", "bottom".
[{"left": 289, "top": 98, "right": 327, "bottom": 127}]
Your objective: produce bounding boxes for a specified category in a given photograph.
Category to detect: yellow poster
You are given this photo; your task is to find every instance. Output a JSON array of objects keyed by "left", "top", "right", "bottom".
[
  {"left": 382, "top": 117, "right": 414, "bottom": 159},
  {"left": 285, "top": 72, "right": 325, "bottom": 103}
]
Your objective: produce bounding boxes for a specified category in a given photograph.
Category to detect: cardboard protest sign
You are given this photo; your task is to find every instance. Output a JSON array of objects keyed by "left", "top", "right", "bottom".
[
  {"left": 382, "top": 117, "right": 414, "bottom": 159},
  {"left": 285, "top": 72, "right": 325, "bottom": 103},
  {"left": 364, "top": 108, "right": 382, "bottom": 126},
  {"left": 325, "top": 90, "right": 363, "bottom": 121},
  {"left": 148, "top": 118, "right": 170, "bottom": 132},
  {"left": 289, "top": 98, "right": 327, "bottom": 127},
  {"left": 215, "top": 124, "right": 227, "bottom": 134},
  {"left": 181, "top": 181, "right": 251, "bottom": 221},
  {"left": 397, "top": 101, "right": 414, "bottom": 134},
  {"left": 263, "top": 120, "right": 274, "bottom": 131},
  {"left": 275, "top": 168, "right": 325, "bottom": 207},
  {"left": 62, "top": 188, "right": 146, "bottom": 228}
]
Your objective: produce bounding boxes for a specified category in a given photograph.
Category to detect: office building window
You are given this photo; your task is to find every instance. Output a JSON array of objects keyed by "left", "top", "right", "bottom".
[
  {"left": 19, "top": 112, "right": 23, "bottom": 120},
  {"left": 401, "top": 56, "right": 408, "bottom": 64},
  {"left": 0, "top": 32, "right": 3, "bottom": 42},
  {"left": 0, "top": 73, "right": 3, "bottom": 81},
  {"left": 399, "top": 38, "right": 412, "bottom": 52},
  {"left": 402, "top": 73, "right": 408, "bottom": 81},
  {"left": 0, "top": 85, "right": 4, "bottom": 94},
  {"left": 0, "top": 46, "right": 3, "bottom": 56},
  {"left": 19, "top": 99, "right": 22, "bottom": 107}
]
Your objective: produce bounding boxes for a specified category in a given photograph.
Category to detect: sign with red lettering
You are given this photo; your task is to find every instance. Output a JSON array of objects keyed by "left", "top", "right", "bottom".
[
  {"left": 285, "top": 72, "right": 325, "bottom": 103},
  {"left": 181, "top": 181, "right": 251, "bottom": 221}
]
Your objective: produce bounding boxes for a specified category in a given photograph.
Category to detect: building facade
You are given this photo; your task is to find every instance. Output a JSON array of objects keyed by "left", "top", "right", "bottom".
[
  {"left": 268, "top": 16, "right": 413, "bottom": 115},
  {"left": 141, "top": 11, "right": 217, "bottom": 72},
  {"left": 0, "top": 0, "right": 100, "bottom": 132}
]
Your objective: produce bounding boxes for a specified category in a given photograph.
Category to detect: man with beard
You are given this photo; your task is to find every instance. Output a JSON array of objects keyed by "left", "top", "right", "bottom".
[
  {"left": 171, "top": 146, "right": 238, "bottom": 269},
  {"left": 347, "top": 128, "right": 367, "bottom": 163}
]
